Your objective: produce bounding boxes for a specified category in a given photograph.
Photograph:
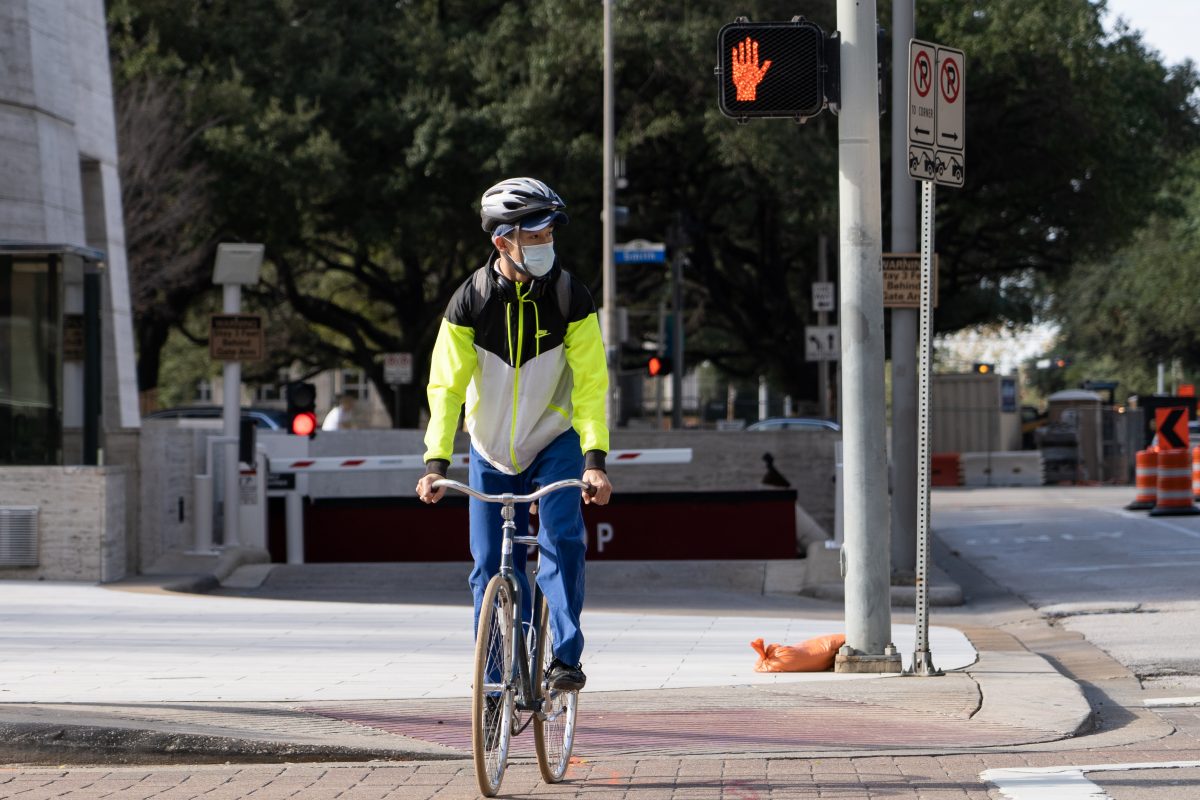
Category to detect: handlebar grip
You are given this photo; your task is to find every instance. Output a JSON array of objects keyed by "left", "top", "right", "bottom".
[{"left": 584, "top": 484, "right": 598, "bottom": 497}]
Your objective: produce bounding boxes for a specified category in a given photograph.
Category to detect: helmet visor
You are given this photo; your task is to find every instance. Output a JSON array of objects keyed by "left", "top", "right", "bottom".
[{"left": 493, "top": 209, "right": 569, "bottom": 239}]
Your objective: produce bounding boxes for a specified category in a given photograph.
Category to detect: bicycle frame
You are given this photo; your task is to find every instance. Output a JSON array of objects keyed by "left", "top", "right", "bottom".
[{"left": 433, "top": 478, "right": 590, "bottom": 716}]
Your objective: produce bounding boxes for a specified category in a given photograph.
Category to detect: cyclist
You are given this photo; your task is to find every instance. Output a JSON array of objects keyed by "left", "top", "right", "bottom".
[{"left": 416, "top": 177, "right": 612, "bottom": 692}]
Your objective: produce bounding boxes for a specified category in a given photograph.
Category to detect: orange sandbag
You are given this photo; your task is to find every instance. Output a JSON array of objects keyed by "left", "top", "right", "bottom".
[{"left": 751, "top": 634, "right": 847, "bottom": 672}]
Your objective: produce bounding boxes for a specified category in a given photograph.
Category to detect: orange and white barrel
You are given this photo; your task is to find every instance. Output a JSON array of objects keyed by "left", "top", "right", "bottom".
[
  {"left": 1125, "top": 449, "right": 1157, "bottom": 511},
  {"left": 1150, "top": 449, "right": 1200, "bottom": 516},
  {"left": 1192, "top": 446, "right": 1200, "bottom": 500}
]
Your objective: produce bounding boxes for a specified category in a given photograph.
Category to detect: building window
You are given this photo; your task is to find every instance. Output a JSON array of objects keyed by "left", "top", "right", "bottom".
[
  {"left": 196, "top": 379, "right": 213, "bottom": 402},
  {"left": 255, "top": 370, "right": 290, "bottom": 403},
  {"left": 341, "top": 369, "right": 369, "bottom": 400}
]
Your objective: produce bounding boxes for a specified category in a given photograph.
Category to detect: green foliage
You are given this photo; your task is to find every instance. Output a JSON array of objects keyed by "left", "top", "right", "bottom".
[
  {"left": 112, "top": 0, "right": 1200, "bottom": 414},
  {"left": 1052, "top": 152, "right": 1200, "bottom": 397}
]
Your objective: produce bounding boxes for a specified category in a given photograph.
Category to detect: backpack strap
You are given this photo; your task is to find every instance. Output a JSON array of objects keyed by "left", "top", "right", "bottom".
[{"left": 556, "top": 270, "right": 572, "bottom": 320}]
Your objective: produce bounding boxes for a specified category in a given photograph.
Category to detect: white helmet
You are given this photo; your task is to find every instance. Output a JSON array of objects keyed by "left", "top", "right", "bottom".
[{"left": 480, "top": 177, "right": 568, "bottom": 234}]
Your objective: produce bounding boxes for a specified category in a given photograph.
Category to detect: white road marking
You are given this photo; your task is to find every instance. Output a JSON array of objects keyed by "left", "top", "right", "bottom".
[
  {"left": 1102, "top": 508, "right": 1200, "bottom": 539},
  {"left": 982, "top": 761, "right": 1200, "bottom": 800},
  {"left": 1144, "top": 696, "right": 1200, "bottom": 708},
  {"left": 1031, "top": 560, "right": 1200, "bottom": 574},
  {"left": 1059, "top": 531, "right": 1123, "bottom": 541}
]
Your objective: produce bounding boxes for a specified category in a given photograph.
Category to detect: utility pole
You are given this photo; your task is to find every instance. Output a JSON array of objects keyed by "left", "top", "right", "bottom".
[
  {"left": 671, "top": 249, "right": 685, "bottom": 429},
  {"left": 890, "top": 0, "right": 918, "bottom": 578},
  {"left": 817, "top": 233, "right": 831, "bottom": 419},
  {"left": 834, "top": 0, "right": 901, "bottom": 673},
  {"left": 601, "top": 0, "right": 620, "bottom": 429}
]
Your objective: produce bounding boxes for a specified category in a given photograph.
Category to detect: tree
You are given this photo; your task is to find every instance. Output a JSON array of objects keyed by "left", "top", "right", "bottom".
[
  {"left": 1051, "top": 153, "right": 1200, "bottom": 397},
  {"left": 112, "top": 65, "right": 218, "bottom": 409},
  {"left": 111, "top": 0, "right": 1199, "bottom": 416}
]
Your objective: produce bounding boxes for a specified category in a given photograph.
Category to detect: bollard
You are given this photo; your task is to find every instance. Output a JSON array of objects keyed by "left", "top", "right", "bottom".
[
  {"left": 1125, "top": 449, "right": 1157, "bottom": 511},
  {"left": 1150, "top": 449, "right": 1200, "bottom": 516}
]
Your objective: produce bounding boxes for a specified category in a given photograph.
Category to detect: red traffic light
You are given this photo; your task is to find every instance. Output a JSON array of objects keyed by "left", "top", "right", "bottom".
[
  {"left": 291, "top": 411, "right": 317, "bottom": 437},
  {"left": 647, "top": 356, "right": 672, "bottom": 377}
]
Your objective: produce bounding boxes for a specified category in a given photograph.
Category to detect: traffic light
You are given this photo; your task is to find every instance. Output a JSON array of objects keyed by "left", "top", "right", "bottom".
[
  {"left": 972, "top": 362, "right": 994, "bottom": 375},
  {"left": 646, "top": 355, "right": 673, "bottom": 377},
  {"left": 286, "top": 382, "right": 318, "bottom": 437},
  {"left": 716, "top": 18, "right": 828, "bottom": 121}
]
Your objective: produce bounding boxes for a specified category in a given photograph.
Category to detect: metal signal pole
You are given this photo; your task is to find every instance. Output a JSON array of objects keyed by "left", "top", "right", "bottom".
[
  {"left": 834, "top": 0, "right": 901, "bottom": 673},
  {"left": 602, "top": 0, "right": 620, "bottom": 429}
]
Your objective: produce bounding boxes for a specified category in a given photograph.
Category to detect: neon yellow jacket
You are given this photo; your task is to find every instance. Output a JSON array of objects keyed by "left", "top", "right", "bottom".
[{"left": 423, "top": 261, "right": 609, "bottom": 475}]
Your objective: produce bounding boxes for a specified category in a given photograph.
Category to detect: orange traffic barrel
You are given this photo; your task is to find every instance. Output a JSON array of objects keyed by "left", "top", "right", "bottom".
[
  {"left": 1150, "top": 448, "right": 1200, "bottom": 516},
  {"left": 1193, "top": 446, "right": 1200, "bottom": 500},
  {"left": 1125, "top": 449, "right": 1157, "bottom": 511}
]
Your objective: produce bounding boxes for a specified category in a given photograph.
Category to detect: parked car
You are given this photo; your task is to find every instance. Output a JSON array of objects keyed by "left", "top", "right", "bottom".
[
  {"left": 143, "top": 406, "right": 289, "bottom": 430},
  {"left": 745, "top": 417, "right": 841, "bottom": 433}
]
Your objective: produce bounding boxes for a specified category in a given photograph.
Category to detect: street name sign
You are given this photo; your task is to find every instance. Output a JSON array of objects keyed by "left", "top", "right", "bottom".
[{"left": 614, "top": 240, "right": 667, "bottom": 264}]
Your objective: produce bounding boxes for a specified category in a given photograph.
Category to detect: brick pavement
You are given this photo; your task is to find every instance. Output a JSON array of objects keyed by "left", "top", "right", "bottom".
[{"left": 2, "top": 725, "right": 1199, "bottom": 800}]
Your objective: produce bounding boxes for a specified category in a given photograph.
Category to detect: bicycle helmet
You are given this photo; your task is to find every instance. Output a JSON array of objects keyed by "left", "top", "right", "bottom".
[{"left": 480, "top": 177, "right": 569, "bottom": 235}]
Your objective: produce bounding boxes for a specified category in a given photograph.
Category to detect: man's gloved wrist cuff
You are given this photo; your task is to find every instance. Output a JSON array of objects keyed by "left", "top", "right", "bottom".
[
  {"left": 425, "top": 459, "right": 449, "bottom": 477},
  {"left": 584, "top": 450, "right": 606, "bottom": 472}
]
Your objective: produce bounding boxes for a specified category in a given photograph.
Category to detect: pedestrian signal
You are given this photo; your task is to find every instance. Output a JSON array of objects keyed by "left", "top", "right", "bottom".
[
  {"left": 647, "top": 356, "right": 673, "bottom": 377},
  {"left": 286, "top": 382, "right": 318, "bottom": 438},
  {"left": 717, "top": 19, "right": 827, "bottom": 121}
]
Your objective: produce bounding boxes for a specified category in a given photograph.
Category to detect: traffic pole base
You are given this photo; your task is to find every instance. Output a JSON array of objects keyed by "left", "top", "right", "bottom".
[
  {"left": 834, "top": 643, "right": 903, "bottom": 674},
  {"left": 906, "top": 649, "right": 944, "bottom": 677}
]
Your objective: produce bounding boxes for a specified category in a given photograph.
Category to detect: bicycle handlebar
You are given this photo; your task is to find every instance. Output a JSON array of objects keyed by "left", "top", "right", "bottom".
[{"left": 432, "top": 478, "right": 595, "bottom": 503}]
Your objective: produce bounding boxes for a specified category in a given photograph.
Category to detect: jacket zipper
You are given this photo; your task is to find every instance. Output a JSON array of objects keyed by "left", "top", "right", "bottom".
[{"left": 508, "top": 285, "right": 526, "bottom": 471}]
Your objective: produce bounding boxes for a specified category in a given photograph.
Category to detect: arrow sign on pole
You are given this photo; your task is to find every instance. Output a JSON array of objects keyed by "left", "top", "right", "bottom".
[{"left": 1156, "top": 407, "right": 1189, "bottom": 450}]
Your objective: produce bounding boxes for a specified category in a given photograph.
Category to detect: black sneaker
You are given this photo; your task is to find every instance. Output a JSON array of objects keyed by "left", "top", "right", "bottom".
[{"left": 546, "top": 658, "right": 587, "bottom": 691}]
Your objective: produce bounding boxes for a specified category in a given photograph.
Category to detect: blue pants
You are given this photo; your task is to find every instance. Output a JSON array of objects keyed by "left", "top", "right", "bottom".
[{"left": 469, "top": 429, "right": 587, "bottom": 665}]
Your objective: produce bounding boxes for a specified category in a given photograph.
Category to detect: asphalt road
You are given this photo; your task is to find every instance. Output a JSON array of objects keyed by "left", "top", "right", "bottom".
[{"left": 934, "top": 486, "right": 1200, "bottom": 691}]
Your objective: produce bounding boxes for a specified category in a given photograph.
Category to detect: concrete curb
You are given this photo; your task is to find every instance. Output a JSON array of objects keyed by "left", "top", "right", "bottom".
[
  {"left": 968, "top": 650, "right": 1095, "bottom": 739},
  {"left": 0, "top": 720, "right": 462, "bottom": 766}
]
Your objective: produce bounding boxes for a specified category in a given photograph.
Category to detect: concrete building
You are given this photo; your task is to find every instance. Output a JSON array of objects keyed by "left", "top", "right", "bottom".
[{"left": 0, "top": 0, "right": 139, "bottom": 581}]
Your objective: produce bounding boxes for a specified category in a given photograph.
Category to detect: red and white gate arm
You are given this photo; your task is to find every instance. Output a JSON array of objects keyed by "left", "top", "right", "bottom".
[{"left": 267, "top": 448, "right": 692, "bottom": 474}]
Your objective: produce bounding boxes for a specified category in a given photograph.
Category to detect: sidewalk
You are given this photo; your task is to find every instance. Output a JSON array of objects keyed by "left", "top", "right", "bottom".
[{"left": 0, "top": 558, "right": 1093, "bottom": 767}]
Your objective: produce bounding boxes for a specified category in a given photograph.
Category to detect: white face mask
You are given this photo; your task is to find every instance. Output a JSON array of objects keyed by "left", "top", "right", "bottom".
[{"left": 509, "top": 241, "right": 555, "bottom": 278}]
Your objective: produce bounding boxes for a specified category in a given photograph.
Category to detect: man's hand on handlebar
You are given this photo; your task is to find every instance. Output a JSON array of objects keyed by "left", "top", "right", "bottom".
[
  {"left": 582, "top": 468, "right": 611, "bottom": 505},
  {"left": 416, "top": 473, "right": 445, "bottom": 504}
]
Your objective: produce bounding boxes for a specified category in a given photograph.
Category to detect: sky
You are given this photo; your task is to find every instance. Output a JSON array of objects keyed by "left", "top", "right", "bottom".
[{"left": 1101, "top": 0, "right": 1198, "bottom": 67}]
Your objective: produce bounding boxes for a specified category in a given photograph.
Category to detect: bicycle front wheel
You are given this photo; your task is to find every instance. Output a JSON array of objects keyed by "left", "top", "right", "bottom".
[
  {"left": 473, "top": 576, "right": 515, "bottom": 797},
  {"left": 532, "top": 596, "right": 578, "bottom": 783}
]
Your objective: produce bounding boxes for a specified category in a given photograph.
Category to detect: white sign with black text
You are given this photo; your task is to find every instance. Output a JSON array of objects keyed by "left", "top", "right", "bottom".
[
  {"left": 805, "top": 325, "right": 840, "bottom": 362},
  {"left": 812, "top": 282, "right": 835, "bottom": 312}
]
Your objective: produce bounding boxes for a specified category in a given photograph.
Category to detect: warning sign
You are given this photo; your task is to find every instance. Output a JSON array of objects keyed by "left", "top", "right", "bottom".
[
  {"left": 1155, "top": 407, "right": 1189, "bottom": 451},
  {"left": 883, "top": 253, "right": 939, "bottom": 309},
  {"left": 210, "top": 314, "right": 264, "bottom": 361}
]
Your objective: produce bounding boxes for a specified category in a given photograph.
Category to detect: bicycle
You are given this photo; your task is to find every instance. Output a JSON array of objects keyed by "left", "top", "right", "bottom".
[{"left": 432, "top": 477, "right": 592, "bottom": 797}]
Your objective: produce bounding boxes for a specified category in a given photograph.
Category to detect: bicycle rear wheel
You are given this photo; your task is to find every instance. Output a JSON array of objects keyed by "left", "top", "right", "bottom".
[
  {"left": 473, "top": 576, "right": 515, "bottom": 797},
  {"left": 532, "top": 596, "right": 578, "bottom": 783}
]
